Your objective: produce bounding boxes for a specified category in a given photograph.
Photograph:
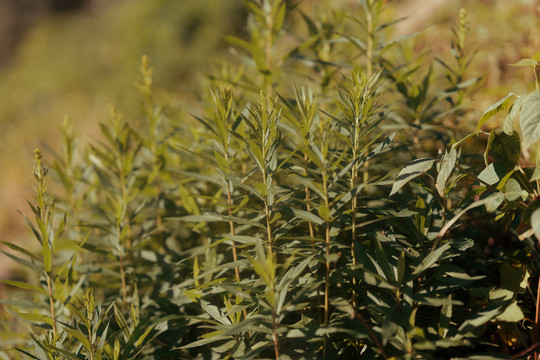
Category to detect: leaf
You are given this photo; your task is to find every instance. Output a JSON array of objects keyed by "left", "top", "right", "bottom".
[
  {"left": 531, "top": 208, "right": 540, "bottom": 244},
  {"left": 503, "top": 94, "right": 525, "bottom": 135},
  {"left": 495, "top": 301, "right": 524, "bottom": 322},
  {"left": 519, "top": 91, "right": 540, "bottom": 148},
  {"left": 436, "top": 148, "right": 457, "bottom": 198},
  {"left": 490, "top": 132, "right": 521, "bottom": 168},
  {"left": 413, "top": 243, "right": 451, "bottom": 275},
  {"left": 0, "top": 280, "right": 47, "bottom": 295},
  {"left": 503, "top": 178, "right": 527, "bottom": 201},
  {"left": 509, "top": 58, "right": 538, "bottom": 67},
  {"left": 390, "top": 158, "right": 435, "bottom": 196},
  {"left": 477, "top": 162, "right": 508, "bottom": 186},
  {"left": 477, "top": 93, "right": 517, "bottom": 132},
  {"left": 458, "top": 305, "right": 502, "bottom": 333},
  {"left": 318, "top": 204, "right": 331, "bottom": 222},
  {"left": 0, "top": 250, "right": 46, "bottom": 277},
  {"left": 485, "top": 192, "right": 504, "bottom": 213},
  {"left": 284, "top": 207, "right": 323, "bottom": 225}
]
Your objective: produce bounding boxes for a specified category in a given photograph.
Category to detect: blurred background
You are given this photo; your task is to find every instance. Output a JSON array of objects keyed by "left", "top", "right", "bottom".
[{"left": 0, "top": 0, "right": 538, "bottom": 279}]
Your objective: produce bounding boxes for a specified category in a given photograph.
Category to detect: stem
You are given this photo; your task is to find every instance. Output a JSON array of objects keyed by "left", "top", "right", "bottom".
[
  {"left": 46, "top": 274, "right": 57, "bottom": 339},
  {"left": 534, "top": 65, "right": 539, "bottom": 92},
  {"left": 324, "top": 222, "right": 331, "bottom": 328},
  {"left": 304, "top": 154, "right": 315, "bottom": 243},
  {"left": 366, "top": 0, "right": 374, "bottom": 79},
  {"left": 535, "top": 275, "right": 540, "bottom": 359},
  {"left": 226, "top": 181, "right": 241, "bottom": 283},
  {"left": 351, "top": 176, "right": 358, "bottom": 310},
  {"left": 322, "top": 170, "right": 331, "bottom": 357},
  {"left": 355, "top": 311, "right": 389, "bottom": 359},
  {"left": 271, "top": 308, "right": 280, "bottom": 360},
  {"left": 118, "top": 252, "right": 128, "bottom": 303},
  {"left": 265, "top": 201, "right": 274, "bottom": 255}
]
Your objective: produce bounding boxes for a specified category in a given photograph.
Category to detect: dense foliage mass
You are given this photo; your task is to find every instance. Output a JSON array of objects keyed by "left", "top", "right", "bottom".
[{"left": 2, "top": 0, "right": 540, "bottom": 359}]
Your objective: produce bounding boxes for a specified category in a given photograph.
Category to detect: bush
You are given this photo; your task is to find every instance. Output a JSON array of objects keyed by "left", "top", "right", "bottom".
[{"left": 1, "top": 1, "right": 540, "bottom": 359}]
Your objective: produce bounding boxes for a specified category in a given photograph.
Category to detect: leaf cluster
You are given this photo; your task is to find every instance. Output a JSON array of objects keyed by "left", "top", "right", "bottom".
[{"left": 2, "top": 1, "right": 540, "bottom": 360}]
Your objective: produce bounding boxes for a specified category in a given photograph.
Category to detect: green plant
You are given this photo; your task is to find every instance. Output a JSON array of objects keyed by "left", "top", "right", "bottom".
[{"left": 2, "top": 1, "right": 540, "bottom": 359}]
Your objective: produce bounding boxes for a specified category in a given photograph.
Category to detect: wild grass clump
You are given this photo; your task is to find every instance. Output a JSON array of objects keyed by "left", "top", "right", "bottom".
[{"left": 2, "top": 1, "right": 540, "bottom": 359}]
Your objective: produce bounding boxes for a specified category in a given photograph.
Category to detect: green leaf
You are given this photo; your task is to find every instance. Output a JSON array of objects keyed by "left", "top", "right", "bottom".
[
  {"left": 318, "top": 204, "right": 331, "bottom": 222},
  {"left": 413, "top": 243, "right": 451, "bottom": 275},
  {"left": 436, "top": 148, "right": 457, "bottom": 198},
  {"left": 509, "top": 58, "right": 538, "bottom": 67},
  {"left": 0, "top": 280, "right": 47, "bottom": 295},
  {"left": 485, "top": 192, "right": 504, "bottom": 213},
  {"left": 503, "top": 178, "right": 527, "bottom": 201},
  {"left": 0, "top": 250, "right": 46, "bottom": 277},
  {"left": 285, "top": 207, "right": 323, "bottom": 225},
  {"left": 495, "top": 301, "right": 524, "bottom": 322},
  {"left": 63, "top": 327, "right": 92, "bottom": 352},
  {"left": 490, "top": 132, "right": 521, "bottom": 168},
  {"left": 530, "top": 208, "right": 540, "bottom": 240},
  {"left": 390, "top": 158, "right": 435, "bottom": 196},
  {"left": 503, "top": 94, "right": 525, "bottom": 135},
  {"left": 477, "top": 162, "right": 508, "bottom": 186},
  {"left": 477, "top": 93, "right": 517, "bottom": 132},
  {"left": 458, "top": 305, "right": 502, "bottom": 333},
  {"left": 519, "top": 91, "right": 540, "bottom": 148}
]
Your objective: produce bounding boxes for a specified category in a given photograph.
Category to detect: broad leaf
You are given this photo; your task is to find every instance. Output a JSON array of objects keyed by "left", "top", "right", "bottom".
[
  {"left": 436, "top": 148, "right": 457, "bottom": 198},
  {"left": 520, "top": 91, "right": 540, "bottom": 148},
  {"left": 477, "top": 93, "right": 517, "bottom": 132},
  {"left": 531, "top": 208, "right": 540, "bottom": 241}
]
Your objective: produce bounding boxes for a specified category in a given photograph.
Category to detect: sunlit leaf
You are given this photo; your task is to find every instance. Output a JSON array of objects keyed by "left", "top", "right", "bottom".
[
  {"left": 519, "top": 91, "right": 540, "bottom": 148},
  {"left": 390, "top": 158, "right": 435, "bottom": 196},
  {"left": 477, "top": 93, "right": 517, "bottom": 132}
]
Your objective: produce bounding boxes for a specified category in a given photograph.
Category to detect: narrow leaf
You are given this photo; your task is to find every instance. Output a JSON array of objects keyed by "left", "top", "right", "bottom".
[{"left": 390, "top": 158, "right": 435, "bottom": 196}]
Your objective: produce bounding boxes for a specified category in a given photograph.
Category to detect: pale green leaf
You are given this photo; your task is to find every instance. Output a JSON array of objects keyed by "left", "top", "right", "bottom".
[
  {"left": 413, "top": 243, "right": 451, "bottom": 275},
  {"left": 519, "top": 91, "right": 540, "bottom": 148},
  {"left": 477, "top": 162, "right": 508, "bottom": 186},
  {"left": 503, "top": 94, "right": 525, "bottom": 135},
  {"left": 485, "top": 192, "right": 504, "bottom": 213},
  {"left": 390, "top": 158, "right": 435, "bottom": 196},
  {"left": 477, "top": 93, "right": 517, "bottom": 132},
  {"left": 509, "top": 58, "right": 538, "bottom": 67},
  {"left": 0, "top": 280, "right": 47, "bottom": 295},
  {"left": 495, "top": 301, "right": 524, "bottom": 322},
  {"left": 436, "top": 148, "right": 457, "bottom": 198}
]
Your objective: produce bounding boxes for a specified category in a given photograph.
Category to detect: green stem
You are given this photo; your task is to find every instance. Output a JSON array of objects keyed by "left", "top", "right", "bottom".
[{"left": 46, "top": 274, "right": 57, "bottom": 339}]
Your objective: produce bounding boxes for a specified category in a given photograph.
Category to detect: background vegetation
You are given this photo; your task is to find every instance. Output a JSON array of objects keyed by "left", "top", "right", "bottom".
[{"left": 1, "top": 0, "right": 540, "bottom": 358}]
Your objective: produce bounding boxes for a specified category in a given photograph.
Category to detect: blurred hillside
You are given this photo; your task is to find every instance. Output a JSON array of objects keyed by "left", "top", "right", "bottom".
[
  {"left": 0, "top": 0, "right": 244, "bottom": 277},
  {"left": 0, "top": 0, "right": 538, "bottom": 279}
]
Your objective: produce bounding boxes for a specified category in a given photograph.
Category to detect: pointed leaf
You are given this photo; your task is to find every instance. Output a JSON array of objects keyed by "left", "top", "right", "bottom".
[
  {"left": 509, "top": 58, "right": 538, "bottom": 67},
  {"left": 436, "top": 148, "right": 457, "bottom": 198},
  {"left": 390, "top": 158, "right": 435, "bottom": 196},
  {"left": 504, "top": 94, "right": 525, "bottom": 135},
  {"left": 477, "top": 93, "right": 517, "bottom": 132}
]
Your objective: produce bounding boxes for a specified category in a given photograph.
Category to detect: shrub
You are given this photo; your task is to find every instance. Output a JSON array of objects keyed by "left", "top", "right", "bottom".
[{"left": 1, "top": 1, "right": 540, "bottom": 359}]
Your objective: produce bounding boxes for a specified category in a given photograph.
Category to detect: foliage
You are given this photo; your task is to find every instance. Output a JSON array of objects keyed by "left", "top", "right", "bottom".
[{"left": 2, "top": 1, "right": 540, "bottom": 359}]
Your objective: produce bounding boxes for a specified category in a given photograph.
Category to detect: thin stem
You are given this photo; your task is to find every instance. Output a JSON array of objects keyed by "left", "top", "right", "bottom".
[
  {"left": 535, "top": 275, "right": 540, "bottom": 359},
  {"left": 119, "top": 252, "right": 128, "bottom": 303},
  {"left": 355, "top": 311, "right": 389, "bottom": 359},
  {"left": 226, "top": 181, "right": 241, "bottom": 283},
  {"left": 265, "top": 201, "right": 274, "bottom": 255},
  {"left": 304, "top": 154, "right": 315, "bottom": 243},
  {"left": 46, "top": 274, "right": 57, "bottom": 339},
  {"left": 534, "top": 65, "right": 539, "bottom": 92},
  {"left": 366, "top": 0, "right": 374, "bottom": 79},
  {"left": 271, "top": 308, "right": 280, "bottom": 360}
]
